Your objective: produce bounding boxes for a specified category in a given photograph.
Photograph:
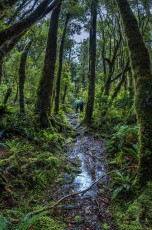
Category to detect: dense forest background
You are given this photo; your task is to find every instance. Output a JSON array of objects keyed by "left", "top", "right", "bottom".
[{"left": 0, "top": 0, "right": 152, "bottom": 229}]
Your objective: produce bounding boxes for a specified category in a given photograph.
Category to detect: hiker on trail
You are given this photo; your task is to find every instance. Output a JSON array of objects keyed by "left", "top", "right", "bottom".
[{"left": 75, "top": 99, "right": 84, "bottom": 113}]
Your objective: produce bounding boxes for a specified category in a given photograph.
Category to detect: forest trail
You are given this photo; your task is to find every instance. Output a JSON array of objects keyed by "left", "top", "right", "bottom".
[{"left": 48, "top": 113, "right": 114, "bottom": 230}]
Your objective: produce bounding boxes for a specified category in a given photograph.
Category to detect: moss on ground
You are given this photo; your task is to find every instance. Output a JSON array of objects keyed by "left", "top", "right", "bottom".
[
  {"left": 0, "top": 110, "right": 74, "bottom": 229},
  {"left": 112, "top": 185, "right": 152, "bottom": 229}
]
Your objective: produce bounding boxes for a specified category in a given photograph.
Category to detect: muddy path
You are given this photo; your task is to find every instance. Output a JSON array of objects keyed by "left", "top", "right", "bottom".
[{"left": 48, "top": 113, "right": 115, "bottom": 229}]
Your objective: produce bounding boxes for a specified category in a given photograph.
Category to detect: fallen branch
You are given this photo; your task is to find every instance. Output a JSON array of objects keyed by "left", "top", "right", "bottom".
[{"left": 32, "top": 164, "right": 130, "bottom": 215}]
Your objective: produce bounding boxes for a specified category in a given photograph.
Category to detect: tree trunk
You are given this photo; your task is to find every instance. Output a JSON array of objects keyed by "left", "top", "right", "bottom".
[
  {"left": 54, "top": 13, "right": 70, "bottom": 113},
  {"left": 116, "top": 0, "right": 152, "bottom": 184},
  {"left": 84, "top": 0, "right": 97, "bottom": 124},
  {"left": 19, "top": 41, "right": 32, "bottom": 113},
  {"left": 104, "top": 34, "right": 122, "bottom": 96},
  {"left": 3, "top": 88, "right": 12, "bottom": 104},
  {"left": 111, "top": 60, "right": 130, "bottom": 101},
  {"left": 14, "top": 84, "right": 18, "bottom": 103},
  {"left": 35, "top": 1, "right": 62, "bottom": 127},
  {"left": 62, "top": 84, "right": 67, "bottom": 104}
]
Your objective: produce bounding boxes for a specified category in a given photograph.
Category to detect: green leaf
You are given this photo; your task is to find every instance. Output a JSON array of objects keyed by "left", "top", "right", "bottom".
[
  {"left": 16, "top": 211, "right": 48, "bottom": 230},
  {"left": 0, "top": 213, "right": 10, "bottom": 230},
  {"left": 111, "top": 187, "right": 123, "bottom": 200},
  {"left": 123, "top": 184, "right": 130, "bottom": 191},
  {"left": 0, "top": 142, "right": 7, "bottom": 148}
]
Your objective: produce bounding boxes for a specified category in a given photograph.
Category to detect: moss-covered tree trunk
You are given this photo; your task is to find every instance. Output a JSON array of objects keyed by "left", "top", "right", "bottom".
[
  {"left": 62, "top": 84, "right": 67, "bottom": 104},
  {"left": 84, "top": 0, "right": 97, "bottom": 124},
  {"left": 116, "top": 0, "right": 152, "bottom": 184},
  {"left": 3, "top": 88, "right": 12, "bottom": 104},
  {"left": 111, "top": 59, "right": 130, "bottom": 101},
  {"left": 54, "top": 13, "right": 70, "bottom": 113},
  {"left": 19, "top": 41, "right": 32, "bottom": 113},
  {"left": 35, "top": 1, "right": 62, "bottom": 127}
]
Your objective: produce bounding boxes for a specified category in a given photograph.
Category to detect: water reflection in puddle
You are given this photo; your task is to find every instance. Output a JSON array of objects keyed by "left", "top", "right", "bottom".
[{"left": 67, "top": 135, "right": 106, "bottom": 197}]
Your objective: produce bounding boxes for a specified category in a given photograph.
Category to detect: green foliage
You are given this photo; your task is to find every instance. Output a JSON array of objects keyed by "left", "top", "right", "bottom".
[
  {"left": 0, "top": 110, "right": 68, "bottom": 223},
  {"left": 33, "top": 216, "right": 66, "bottom": 230},
  {"left": 0, "top": 213, "right": 10, "bottom": 230},
  {"left": 107, "top": 125, "right": 139, "bottom": 166},
  {"left": 0, "top": 211, "right": 63, "bottom": 230},
  {"left": 16, "top": 211, "right": 48, "bottom": 230},
  {"left": 111, "top": 170, "right": 131, "bottom": 200},
  {"left": 55, "top": 109, "right": 68, "bottom": 125},
  {"left": 113, "top": 185, "right": 152, "bottom": 229}
]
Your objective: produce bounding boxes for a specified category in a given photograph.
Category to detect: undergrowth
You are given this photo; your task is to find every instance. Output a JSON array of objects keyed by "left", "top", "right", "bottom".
[
  {"left": 0, "top": 106, "right": 74, "bottom": 229},
  {"left": 107, "top": 124, "right": 152, "bottom": 229}
]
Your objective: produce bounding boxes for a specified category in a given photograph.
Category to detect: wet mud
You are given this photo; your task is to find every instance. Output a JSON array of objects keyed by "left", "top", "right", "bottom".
[{"left": 48, "top": 113, "right": 115, "bottom": 229}]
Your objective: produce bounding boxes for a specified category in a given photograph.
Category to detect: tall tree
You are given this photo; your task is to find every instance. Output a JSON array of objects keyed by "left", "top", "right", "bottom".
[
  {"left": 36, "top": 1, "right": 62, "bottom": 127},
  {"left": 19, "top": 40, "right": 32, "bottom": 113},
  {"left": 116, "top": 0, "right": 152, "bottom": 184},
  {"left": 54, "top": 13, "right": 70, "bottom": 113},
  {"left": 84, "top": 0, "right": 97, "bottom": 123},
  {"left": 3, "top": 88, "right": 12, "bottom": 104}
]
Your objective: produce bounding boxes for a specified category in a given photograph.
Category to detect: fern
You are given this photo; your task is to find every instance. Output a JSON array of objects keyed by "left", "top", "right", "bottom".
[
  {"left": 0, "top": 142, "right": 7, "bottom": 148},
  {"left": 16, "top": 211, "right": 48, "bottom": 230},
  {"left": 0, "top": 213, "right": 10, "bottom": 230},
  {"left": 0, "top": 211, "right": 48, "bottom": 230}
]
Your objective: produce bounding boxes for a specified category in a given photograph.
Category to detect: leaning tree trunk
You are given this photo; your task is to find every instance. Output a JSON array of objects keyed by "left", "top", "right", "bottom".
[
  {"left": 116, "top": 0, "right": 152, "bottom": 184},
  {"left": 19, "top": 41, "right": 32, "bottom": 113},
  {"left": 54, "top": 13, "right": 70, "bottom": 113},
  {"left": 0, "top": 0, "right": 60, "bottom": 46},
  {"left": 35, "top": 1, "right": 62, "bottom": 127},
  {"left": 111, "top": 59, "right": 130, "bottom": 101},
  {"left": 3, "top": 88, "right": 12, "bottom": 104},
  {"left": 84, "top": 0, "right": 97, "bottom": 124}
]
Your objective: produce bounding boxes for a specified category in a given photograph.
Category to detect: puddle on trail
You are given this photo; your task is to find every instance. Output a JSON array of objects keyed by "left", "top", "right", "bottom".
[
  {"left": 67, "top": 114, "right": 107, "bottom": 197},
  {"left": 47, "top": 113, "right": 113, "bottom": 229}
]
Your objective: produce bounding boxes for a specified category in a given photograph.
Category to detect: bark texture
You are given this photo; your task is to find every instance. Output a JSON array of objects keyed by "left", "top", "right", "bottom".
[
  {"left": 84, "top": 0, "right": 97, "bottom": 124},
  {"left": 36, "top": 1, "right": 62, "bottom": 127},
  {"left": 19, "top": 41, "right": 32, "bottom": 113},
  {"left": 54, "top": 13, "right": 70, "bottom": 113},
  {"left": 116, "top": 0, "right": 152, "bottom": 184}
]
